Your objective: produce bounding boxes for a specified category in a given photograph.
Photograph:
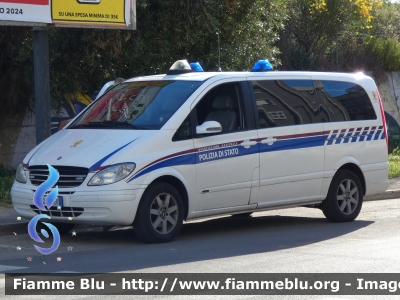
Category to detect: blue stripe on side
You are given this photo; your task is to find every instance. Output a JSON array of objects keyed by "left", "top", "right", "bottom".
[
  {"left": 327, "top": 134, "right": 336, "bottom": 145},
  {"left": 351, "top": 131, "right": 361, "bottom": 143},
  {"left": 89, "top": 138, "right": 139, "bottom": 172},
  {"left": 129, "top": 128, "right": 383, "bottom": 182},
  {"left": 323, "top": 134, "right": 330, "bottom": 144},
  {"left": 129, "top": 153, "right": 196, "bottom": 181},
  {"left": 259, "top": 135, "right": 323, "bottom": 153},
  {"left": 359, "top": 131, "right": 369, "bottom": 142},
  {"left": 366, "top": 131, "right": 375, "bottom": 141},
  {"left": 343, "top": 132, "right": 353, "bottom": 143},
  {"left": 335, "top": 133, "right": 345, "bottom": 144},
  {"left": 381, "top": 133, "right": 386, "bottom": 139},
  {"left": 374, "top": 130, "right": 382, "bottom": 140},
  {"left": 129, "top": 146, "right": 260, "bottom": 181}
]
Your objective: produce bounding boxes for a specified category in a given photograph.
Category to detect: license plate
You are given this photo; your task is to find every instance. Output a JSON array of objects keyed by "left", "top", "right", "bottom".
[{"left": 42, "top": 196, "right": 63, "bottom": 208}]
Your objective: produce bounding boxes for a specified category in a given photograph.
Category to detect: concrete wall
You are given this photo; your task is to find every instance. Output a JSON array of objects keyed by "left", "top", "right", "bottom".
[
  {"left": 2, "top": 72, "right": 400, "bottom": 170},
  {"left": 377, "top": 72, "right": 400, "bottom": 124}
]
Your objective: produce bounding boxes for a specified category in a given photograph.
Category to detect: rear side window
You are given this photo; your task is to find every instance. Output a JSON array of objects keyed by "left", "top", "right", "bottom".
[
  {"left": 252, "top": 80, "right": 319, "bottom": 128},
  {"left": 315, "top": 80, "right": 377, "bottom": 122}
]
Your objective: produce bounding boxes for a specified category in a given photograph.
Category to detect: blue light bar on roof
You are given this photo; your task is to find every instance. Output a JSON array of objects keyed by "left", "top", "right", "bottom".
[
  {"left": 190, "top": 62, "right": 204, "bottom": 72},
  {"left": 251, "top": 59, "right": 273, "bottom": 72}
]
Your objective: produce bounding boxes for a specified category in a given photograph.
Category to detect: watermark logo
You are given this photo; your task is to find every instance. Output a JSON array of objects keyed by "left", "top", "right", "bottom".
[{"left": 28, "top": 164, "right": 61, "bottom": 255}]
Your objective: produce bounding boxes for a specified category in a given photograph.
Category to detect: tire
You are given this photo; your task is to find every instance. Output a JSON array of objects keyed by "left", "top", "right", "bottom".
[
  {"left": 134, "top": 182, "right": 184, "bottom": 243},
  {"left": 40, "top": 222, "right": 75, "bottom": 235},
  {"left": 232, "top": 212, "right": 253, "bottom": 217},
  {"left": 321, "top": 169, "right": 363, "bottom": 222}
]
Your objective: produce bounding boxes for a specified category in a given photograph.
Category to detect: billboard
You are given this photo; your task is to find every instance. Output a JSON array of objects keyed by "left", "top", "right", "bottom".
[
  {"left": 0, "top": 0, "right": 51, "bottom": 23},
  {"left": 0, "top": 0, "right": 135, "bottom": 29}
]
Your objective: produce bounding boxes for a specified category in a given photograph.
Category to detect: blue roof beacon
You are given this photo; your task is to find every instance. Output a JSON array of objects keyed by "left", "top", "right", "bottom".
[
  {"left": 190, "top": 62, "right": 204, "bottom": 72},
  {"left": 251, "top": 59, "right": 273, "bottom": 72}
]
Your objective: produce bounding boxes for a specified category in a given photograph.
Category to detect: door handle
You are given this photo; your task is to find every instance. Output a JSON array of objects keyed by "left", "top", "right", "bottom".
[
  {"left": 261, "top": 137, "right": 277, "bottom": 145},
  {"left": 240, "top": 140, "right": 257, "bottom": 149}
]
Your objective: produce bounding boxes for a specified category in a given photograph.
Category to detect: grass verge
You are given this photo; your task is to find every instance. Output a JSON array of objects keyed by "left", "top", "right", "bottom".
[{"left": 389, "top": 154, "right": 400, "bottom": 179}]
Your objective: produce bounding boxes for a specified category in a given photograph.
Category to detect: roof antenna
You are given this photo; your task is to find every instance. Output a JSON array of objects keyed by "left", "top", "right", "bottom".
[{"left": 216, "top": 32, "right": 221, "bottom": 72}]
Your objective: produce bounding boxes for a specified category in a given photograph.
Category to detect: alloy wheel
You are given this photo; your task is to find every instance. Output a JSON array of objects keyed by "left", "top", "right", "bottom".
[
  {"left": 149, "top": 193, "right": 179, "bottom": 235},
  {"left": 336, "top": 178, "right": 359, "bottom": 215}
]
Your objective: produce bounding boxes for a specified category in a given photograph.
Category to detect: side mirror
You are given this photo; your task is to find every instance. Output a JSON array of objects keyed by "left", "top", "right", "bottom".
[{"left": 196, "top": 121, "right": 222, "bottom": 135}]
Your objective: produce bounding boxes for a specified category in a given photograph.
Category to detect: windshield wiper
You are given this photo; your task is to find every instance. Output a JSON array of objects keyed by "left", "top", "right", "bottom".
[{"left": 69, "top": 121, "right": 142, "bottom": 129}]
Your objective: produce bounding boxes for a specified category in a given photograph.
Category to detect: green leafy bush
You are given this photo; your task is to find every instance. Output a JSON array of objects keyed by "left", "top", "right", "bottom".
[
  {"left": 389, "top": 153, "right": 400, "bottom": 178},
  {"left": 367, "top": 37, "right": 400, "bottom": 71},
  {"left": 388, "top": 128, "right": 400, "bottom": 154},
  {"left": 388, "top": 128, "right": 400, "bottom": 177},
  {"left": 0, "top": 164, "right": 14, "bottom": 206}
]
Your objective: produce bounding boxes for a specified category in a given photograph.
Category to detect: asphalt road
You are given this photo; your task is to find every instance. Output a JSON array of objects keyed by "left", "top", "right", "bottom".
[{"left": 1, "top": 198, "right": 400, "bottom": 299}]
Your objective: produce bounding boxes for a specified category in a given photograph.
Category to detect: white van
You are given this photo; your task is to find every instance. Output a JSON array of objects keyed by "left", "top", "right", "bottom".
[{"left": 11, "top": 60, "right": 389, "bottom": 243}]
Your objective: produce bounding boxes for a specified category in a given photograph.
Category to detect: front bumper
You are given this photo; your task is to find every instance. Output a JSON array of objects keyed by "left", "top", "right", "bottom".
[{"left": 11, "top": 184, "right": 145, "bottom": 226}]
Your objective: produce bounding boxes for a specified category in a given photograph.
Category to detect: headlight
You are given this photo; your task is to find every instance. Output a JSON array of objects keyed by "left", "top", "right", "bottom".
[
  {"left": 88, "top": 163, "right": 135, "bottom": 186},
  {"left": 15, "top": 163, "right": 27, "bottom": 183}
]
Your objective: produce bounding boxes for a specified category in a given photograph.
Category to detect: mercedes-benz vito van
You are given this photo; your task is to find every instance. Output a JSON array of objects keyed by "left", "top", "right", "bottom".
[{"left": 11, "top": 60, "right": 389, "bottom": 243}]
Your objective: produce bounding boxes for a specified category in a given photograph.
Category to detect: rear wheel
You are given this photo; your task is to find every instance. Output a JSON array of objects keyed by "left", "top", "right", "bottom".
[
  {"left": 321, "top": 169, "right": 363, "bottom": 222},
  {"left": 134, "top": 182, "right": 183, "bottom": 243}
]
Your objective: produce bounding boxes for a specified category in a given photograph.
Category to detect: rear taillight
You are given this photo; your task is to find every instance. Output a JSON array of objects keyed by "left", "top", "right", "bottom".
[{"left": 376, "top": 88, "right": 388, "bottom": 149}]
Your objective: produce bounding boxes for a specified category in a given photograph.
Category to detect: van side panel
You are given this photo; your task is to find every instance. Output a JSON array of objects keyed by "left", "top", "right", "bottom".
[
  {"left": 313, "top": 76, "right": 388, "bottom": 198},
  {"left": 248, "top": 77, "right": 325, "bottom": 205}
]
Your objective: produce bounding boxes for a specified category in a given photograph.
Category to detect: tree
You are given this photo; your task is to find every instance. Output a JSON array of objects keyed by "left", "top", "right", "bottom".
[
  {"left": 0, "top": 27, "right": 33, "bottom": 118},
  {"left": 278, "top": 0, "right": 383, "bottom": 70},
  {"left": 363, "top": 2, "right": 400, "bottom": 71},
  {"left": 0, "top": 0, "right": 288, "bottom": 118}
]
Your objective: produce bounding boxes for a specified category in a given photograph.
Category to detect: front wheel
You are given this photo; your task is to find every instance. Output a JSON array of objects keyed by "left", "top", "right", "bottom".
[
  {"left": 321, "top": 169, "right": 363, "bottom": 222},
  {"left": 134, "top": 182, "right": 184, "bottom": 243}
]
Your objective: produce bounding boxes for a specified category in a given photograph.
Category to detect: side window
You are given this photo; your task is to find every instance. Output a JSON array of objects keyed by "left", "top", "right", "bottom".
[
  {"left": 252, "top": 80, "right": 319, "bottom": 128},
  {"left": 172, "top": 115, "right": 192, "bottom": 141},
  {"left": 194, "top": 82, "right": 245, "bottom": 134},
  {"left": 315, "top": 80, "right": 377, "bottom": 122}
]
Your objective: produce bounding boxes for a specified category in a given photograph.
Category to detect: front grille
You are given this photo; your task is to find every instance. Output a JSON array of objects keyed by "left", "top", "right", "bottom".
[
  {"left": 30, "top": 205, "right": 84, "bottom": 218},
  {"left": 29, "top": 165, "right": 89, "bottom": 188},
  {"left": 32, "top": 190, "right": 76, "bottom": 195}
]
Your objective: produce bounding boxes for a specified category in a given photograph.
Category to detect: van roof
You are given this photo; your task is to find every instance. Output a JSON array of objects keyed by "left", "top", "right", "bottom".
[{"left": 125, "top": 71, "right": 372, "bottom": 82}]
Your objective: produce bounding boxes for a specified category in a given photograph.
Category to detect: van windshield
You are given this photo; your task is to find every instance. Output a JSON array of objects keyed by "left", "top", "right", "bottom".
[{"left": 69, "top": 80, "right": 202, "bottom": 130}]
